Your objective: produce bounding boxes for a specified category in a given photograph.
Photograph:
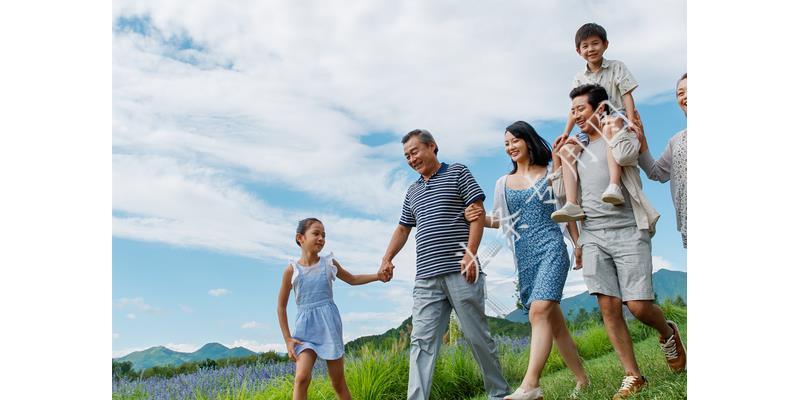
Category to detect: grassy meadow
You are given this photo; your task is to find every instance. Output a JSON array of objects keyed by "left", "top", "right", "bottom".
[{"left": 113, "top": 302, "right": 687, "bottom": 399}]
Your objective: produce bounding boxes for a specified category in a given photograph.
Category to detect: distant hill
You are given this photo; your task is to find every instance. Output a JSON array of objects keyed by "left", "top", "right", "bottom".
[
  {"left": 506, "top": 269, "right": 686, "bottom": 322},
  {"left": 652, "top": 269, "right": 687, "bottom": 302},
  {"left": 344, "top": 313, "right": 532, "bottom": 353},
  {"left": 116, "top": 271, "right": 684, "bottom": 370},
  {"left": 114, "top": 342, "right": 256, "bottom": 371},
  {"left": 345, "top": 316, "right": 413, "bottom": 353}
]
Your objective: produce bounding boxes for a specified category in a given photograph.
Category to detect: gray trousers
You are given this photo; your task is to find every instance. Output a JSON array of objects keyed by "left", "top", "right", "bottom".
[{"left": 407, "top": 272, "right": 510, "bottom": 400}]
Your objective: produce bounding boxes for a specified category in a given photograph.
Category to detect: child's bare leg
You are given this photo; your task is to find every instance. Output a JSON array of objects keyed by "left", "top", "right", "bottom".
[
  {"left": 326, "top": 358, "right": 352, "bottom": 400},
  {"left": 293, "top": 350, "right": 316, "bottom": 400},
  {"left": 561, "top": 145, "right": 580, "bottom": 205},
  {"left": 605, "top": 119, "right": 623, "bottom": 186},
  {"left": 601, "top": 121, "right": 625, "bottom": 206},
  {"left": 607, "top": 146, "right": 622, "bottom": 186},
  {"left": 551, "top": 143, "right": 586, "bottom": 222}
]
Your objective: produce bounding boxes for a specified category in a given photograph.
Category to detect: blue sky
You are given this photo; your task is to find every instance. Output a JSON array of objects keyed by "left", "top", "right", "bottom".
[{"left": 112, "top": 0, "right": 686, "bottom": 357}]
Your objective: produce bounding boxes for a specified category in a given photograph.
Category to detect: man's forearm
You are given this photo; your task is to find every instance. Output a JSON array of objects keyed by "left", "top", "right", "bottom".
[
  {"left": 383, "top": 225, "right": 411, "bottom": 261},
  {"left": 466, "top": 219, "right": 483, "bottom": 257},
  {"left": 567, "top": 221, "right": 579, "bottom": 245}
]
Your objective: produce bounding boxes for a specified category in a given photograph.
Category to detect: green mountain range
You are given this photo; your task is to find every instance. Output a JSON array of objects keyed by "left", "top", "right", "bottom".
[
  {"left": 114, "top": 342, "right": 255, "bottom": 371},
  {"left": 115, "top": 270, "right": 685, "bottom": 370},
  {"left": 344, "top": 314, "right": 532, "bottom": 353},
  {"left": 505, "top": 269, "right": 687, "bottom": 323}
]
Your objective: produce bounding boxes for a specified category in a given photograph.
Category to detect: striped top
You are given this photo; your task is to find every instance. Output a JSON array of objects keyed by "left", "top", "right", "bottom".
[{"left": 399, "top": 162, "right": 486, "bottom": 279}]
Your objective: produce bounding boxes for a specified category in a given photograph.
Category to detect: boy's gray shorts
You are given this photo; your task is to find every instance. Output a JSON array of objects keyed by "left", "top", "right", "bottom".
[{"left": 579, "top": 225, "right": 655, "bottom": 302}]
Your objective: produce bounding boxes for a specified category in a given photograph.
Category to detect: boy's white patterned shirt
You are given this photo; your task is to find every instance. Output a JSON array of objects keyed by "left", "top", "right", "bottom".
[{"left": 572, "top": 58, "right": 638, "bottom": 111}]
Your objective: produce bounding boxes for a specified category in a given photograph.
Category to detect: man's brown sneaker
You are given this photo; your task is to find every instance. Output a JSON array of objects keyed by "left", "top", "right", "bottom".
[
  {"left": 612, "top": 375, "right": 647, "bottom": 399},
  {"left": 659, "top": 320, "right": 687, "bottom": 372}
]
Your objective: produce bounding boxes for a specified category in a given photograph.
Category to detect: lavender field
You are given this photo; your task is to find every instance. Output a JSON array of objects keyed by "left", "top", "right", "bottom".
[
  {"left": 113, "top": 303, "right": 687, "bottom": 399},
  {"left": 112, "top": 361, "right": 326, "bottom": 399}
]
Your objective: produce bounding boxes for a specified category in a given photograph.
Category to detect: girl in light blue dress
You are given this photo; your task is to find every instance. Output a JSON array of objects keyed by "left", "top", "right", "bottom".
[{"left": 277, "top": 218, "right": 388, "bottom": 400}]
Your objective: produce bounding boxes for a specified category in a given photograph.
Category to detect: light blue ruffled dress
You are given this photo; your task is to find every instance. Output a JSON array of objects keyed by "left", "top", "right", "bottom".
[{"left": 291, "top": 252, "right": 344, "bottom": 360}]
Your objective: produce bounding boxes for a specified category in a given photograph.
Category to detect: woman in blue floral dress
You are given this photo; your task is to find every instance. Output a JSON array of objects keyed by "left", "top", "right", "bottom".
[{"left": 465, "top": 121, "right": 589, "bottom": 400}]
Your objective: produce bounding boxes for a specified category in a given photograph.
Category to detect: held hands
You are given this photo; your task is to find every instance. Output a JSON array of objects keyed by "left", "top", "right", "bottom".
[
  {"left": 629, "top": 110, "right": 648, "bottom": 153},
  {"left": 464, "top": 203, "right": 484, "bottom": 223},
  {"left": 552, "top": 134, "right": 568, "bottom": 155},
  {"left": 378, "top": 259, "right": 395, "bottom": 282},
  {"left": 553, "top": 135, "right": 583, "bottom": 162},
  {"left": 460, "top": 252, "right": 478, "bottom": 283},
  {"left": 285, "top": 337, "right": 303, "bottom": 362},
  {"left": 600, "top": 113, "right": 624, "bottom": 140},
  {"left": 573, "top": 246, "right": 583, "bottom": 270}
]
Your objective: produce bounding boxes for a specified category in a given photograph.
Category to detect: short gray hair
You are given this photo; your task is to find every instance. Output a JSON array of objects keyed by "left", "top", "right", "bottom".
[{"left": 401, "top": 129, "right": 438, "bottom": 154}]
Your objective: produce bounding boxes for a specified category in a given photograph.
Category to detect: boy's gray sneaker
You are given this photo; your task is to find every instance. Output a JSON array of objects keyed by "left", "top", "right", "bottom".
[
  {"left": 601, "top": 183, "right": 625, "bottom": 205},
  {"left": 551, "top": 202, "right": 585, "bottom": 222}
]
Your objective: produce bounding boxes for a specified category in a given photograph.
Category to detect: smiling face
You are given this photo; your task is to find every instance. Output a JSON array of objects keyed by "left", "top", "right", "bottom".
[
  {"left": 571, "top": 94, "right": 604, "bottom": 135},
  {"left": 676, "top": 77, "right": 687, "bottom": 115},
  {"left": 577, "top": 35, "right": 608, "bottom": 65},
  {"left": 403, "top": 136, "right": 438, "bottom": 176},
  {"left": 504, "top": 131, "right": 529, "bottom": 165},
  {"left": 296, "top": 221, "right": 325, "bottom": 254}
]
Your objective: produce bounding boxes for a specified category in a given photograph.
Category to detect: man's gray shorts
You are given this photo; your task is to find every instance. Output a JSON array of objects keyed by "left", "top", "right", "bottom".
[{"left": 579, "top": 225, "right": 655, "bottom": 302}]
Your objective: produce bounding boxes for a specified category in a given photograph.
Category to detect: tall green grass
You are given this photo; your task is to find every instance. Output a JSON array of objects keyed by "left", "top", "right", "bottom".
[
  {"left": 483, "top": 334, "right": 688, "bottom": 400},
  {"left": 117, "top": 305, "right": 687, "bottom": 399},
  {"left": 430, "top": 344, "right": 484, "bottom": 399},
  {"left": 345, "top": 346, "right": 407, "bottom": 400}
]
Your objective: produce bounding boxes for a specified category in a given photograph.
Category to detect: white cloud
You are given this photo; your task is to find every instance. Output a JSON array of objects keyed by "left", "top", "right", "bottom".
[
  {"left": 111, "top": 0, "right": 686, "bottom": 345},
  {"left": 652, "top": 255, "right": 683, "bottom": 272},
  {"left": 227, "top": 339, "right": 285, "bottom": 353},
  {"left": 112, "top": 0, "right": 686, "bottom": 265},
  {"left": 208, "top": 288, "right": 229, "bottom": 297},
  {"left": 126, "top": 313, "right": 136, "bottom": 320},
  {"left": 241, "top": 320, "right": 264, "bottom": 329},
  {"left": 112, "top": 153, "right": 412, "bottom": 268},
  {"left": 113, "top": 332, "right": 120, "bottom": 339},
  {"left": 115, "top": 297, "right": 160, "bottom": 314}
]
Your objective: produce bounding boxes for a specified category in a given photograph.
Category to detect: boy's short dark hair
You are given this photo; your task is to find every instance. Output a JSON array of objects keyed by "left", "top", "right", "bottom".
[
  {"left": 575, "top": 23, "right": 608, "bottom": 48},
  {"left": 569, "top": 84, "right": 610, "bottom": 114}
]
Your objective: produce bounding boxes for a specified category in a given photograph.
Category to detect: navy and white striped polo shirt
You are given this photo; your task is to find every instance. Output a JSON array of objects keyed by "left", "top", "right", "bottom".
[{"left": 399, "top": 162, "right": 486, "bottom": 279}]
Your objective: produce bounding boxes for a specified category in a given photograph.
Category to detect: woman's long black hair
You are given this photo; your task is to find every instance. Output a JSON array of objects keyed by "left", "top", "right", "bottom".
[{"left": 506, "top": 121, "right": 552, "bottom": 174}]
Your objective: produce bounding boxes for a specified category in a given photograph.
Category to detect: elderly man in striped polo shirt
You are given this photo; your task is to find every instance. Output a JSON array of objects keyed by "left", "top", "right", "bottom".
[{"left": 379, "top": 129, "right": 510, "bottom": 400}]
